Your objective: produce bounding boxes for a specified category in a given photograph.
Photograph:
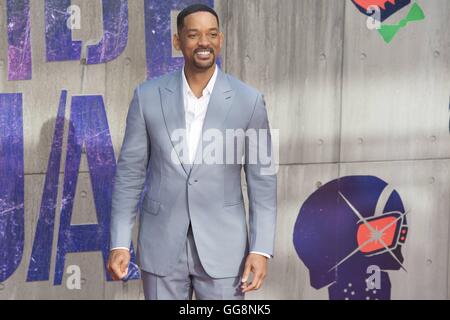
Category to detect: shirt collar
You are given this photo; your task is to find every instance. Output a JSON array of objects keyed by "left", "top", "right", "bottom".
[{"left": 182, "top": 64, "right": 218, "bottom": 98}]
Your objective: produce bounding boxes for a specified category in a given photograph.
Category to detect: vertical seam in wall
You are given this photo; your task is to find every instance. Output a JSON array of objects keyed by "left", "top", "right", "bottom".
[
  {"left": 224, "top": 0, "right": 229, "bottom": 72},
  {"left": 337, "top": 0, "right": 347, "bottom": 179},
  {"left": 447, "top": 90, "right": 450, "bottom": 298}
]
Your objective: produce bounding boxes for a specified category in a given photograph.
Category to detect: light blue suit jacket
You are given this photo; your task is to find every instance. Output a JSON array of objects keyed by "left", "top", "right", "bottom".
[{"left": 110, "top": 68, "right": 277, "bottom": 278}]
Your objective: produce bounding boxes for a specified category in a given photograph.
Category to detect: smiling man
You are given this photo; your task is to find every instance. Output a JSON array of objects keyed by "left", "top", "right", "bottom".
[{"left": 107, "top": 3, "right": 277, "bottom": 300}]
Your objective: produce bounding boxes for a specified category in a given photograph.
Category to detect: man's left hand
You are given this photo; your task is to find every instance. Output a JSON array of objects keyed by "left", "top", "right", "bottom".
[{"left": 241, "top": 253, "right": 268, "bottom": 293}]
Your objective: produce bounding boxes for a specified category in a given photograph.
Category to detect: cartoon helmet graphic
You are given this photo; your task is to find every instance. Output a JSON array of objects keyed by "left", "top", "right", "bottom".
[
  {"left": 293, "top": 176, "right": 408, "bottom": 300},
  {"left": 351, "top": 0, "right": 411, "bottom": 22}
]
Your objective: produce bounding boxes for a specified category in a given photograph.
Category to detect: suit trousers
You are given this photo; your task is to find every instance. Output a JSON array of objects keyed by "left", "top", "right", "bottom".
[{"left": 141, "top": 225, "right": 245, "bottom": 300}]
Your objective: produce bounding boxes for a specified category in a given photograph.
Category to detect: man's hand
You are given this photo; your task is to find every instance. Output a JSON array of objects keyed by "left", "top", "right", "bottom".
[
  {"left": 107, "top": 249, "right": 130, "bottom": 280},
  {"left": 241, "top": 253, "right": 268, "bottom": 293}
]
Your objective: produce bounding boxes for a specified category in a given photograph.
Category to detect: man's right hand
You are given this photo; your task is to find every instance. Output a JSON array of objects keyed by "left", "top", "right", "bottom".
[{"left": 107, "top": 249, "right": 131, "bottom": 280}]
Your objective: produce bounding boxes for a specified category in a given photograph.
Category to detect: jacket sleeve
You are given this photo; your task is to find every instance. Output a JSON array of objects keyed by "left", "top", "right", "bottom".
[
  {"left": 244, "top": 93, "right": 278, "bottom": 257},
  {"left": 110, "top": 86, "right": 150, "bottom": 249}
]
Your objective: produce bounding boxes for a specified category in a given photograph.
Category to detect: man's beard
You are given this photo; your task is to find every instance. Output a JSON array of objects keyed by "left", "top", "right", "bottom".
[{"left": 193, "top": 57, "right": 215, "bottom": 69}]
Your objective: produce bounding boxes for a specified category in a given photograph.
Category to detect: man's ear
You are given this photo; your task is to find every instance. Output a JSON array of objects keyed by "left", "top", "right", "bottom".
[
  {"left": 173, "top": 33, "right": 181, "bottom": 51},
  {"left": 219, "top": 32, "right": 224, "bottom": 49}
]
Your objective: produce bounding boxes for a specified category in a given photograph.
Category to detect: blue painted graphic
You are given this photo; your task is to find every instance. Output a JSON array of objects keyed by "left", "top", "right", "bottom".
[
  {"left": 86, "top": 0, "right": 128, "bottom": 64},
  {"left": 53, "top": 95, "right": 139, "bottom": 285},
  {"left": 0, "top": 93, "right": 24, "bottom": 282},
  {"left": 45, "top": 0, "right": 82, "bottom": 61},
  {"left": 27, "top": 91, "right": 67, "bottom": 282},
  {"left": 293, "top": 176, "right": 408, "bottom": 300},
  {"left": 6, "top": 0, "right": 32, "bottom": 81}
]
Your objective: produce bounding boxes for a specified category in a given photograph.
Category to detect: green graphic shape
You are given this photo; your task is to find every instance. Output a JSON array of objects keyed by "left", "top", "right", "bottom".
[{"left": 378, "top": 2, "right": 425, "bottom": 43}]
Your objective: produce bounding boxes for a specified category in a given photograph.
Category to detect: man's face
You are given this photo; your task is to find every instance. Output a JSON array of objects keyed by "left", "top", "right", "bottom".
[{"left": 174, "top": 11, "right": 223, "bottom": 71}]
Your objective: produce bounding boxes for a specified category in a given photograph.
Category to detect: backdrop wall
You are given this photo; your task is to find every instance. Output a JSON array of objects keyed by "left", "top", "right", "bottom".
[{"left": 0, "top": 0, "right": 448, "bottom": 299}]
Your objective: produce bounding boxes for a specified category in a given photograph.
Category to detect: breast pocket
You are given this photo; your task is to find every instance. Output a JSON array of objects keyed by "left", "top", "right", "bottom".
[{"left": 142, "top": 194, "right": 161, "bottom": 216}]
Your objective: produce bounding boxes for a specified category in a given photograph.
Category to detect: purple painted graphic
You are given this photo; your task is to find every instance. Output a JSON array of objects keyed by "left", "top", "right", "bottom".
[
  {"left": 45, "top": 0, "right": 82, "bottom": 62},
  {"left": 144, "top": 0, "right": 216, "bottom": 79},
  {"left": 293, "top": 176, "right": 408, "bottom": 300},
  {"left": 53, "top": 96, "right": 139, "bottom": 285},
  {"left": 27, "top": 91, "right": 67, "bottom": 282},
  {"left": 6, "top": 0, "right": 32, "bottom": 81},
  {"left": 86, "top": 0, "right": 128, "bottom": 64},
  {"left": 0, "top": 93, "right": 24, "bottom": 282},
  {"left": 351, "top": 0, "right": 411, "bottom": 22}
]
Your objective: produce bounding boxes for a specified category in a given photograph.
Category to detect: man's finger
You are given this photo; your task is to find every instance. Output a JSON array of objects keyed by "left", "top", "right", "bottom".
[
  {"left": 110, "top": 262, "right": 124, "bottom": 279},
  {"left": 242, "top": 280, "right": 257, "bottom": 292},
  {"left": 255, "top": 276, "right": 265, "bottom": 290},
  {"left": 241, "top": 264, "right": 252, "bottom": 284},
  {"left": 120, "top": 256, "right": 130, "bottom": 274},
  {"left": 111, "top": 256, "right": 127, "bottom": 280},
  {"left": 243, "top": 272, "right": 262, "bottom": 293}
]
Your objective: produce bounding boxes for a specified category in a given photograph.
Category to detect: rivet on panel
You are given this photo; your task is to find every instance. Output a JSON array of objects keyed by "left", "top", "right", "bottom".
[
  {"left": 81, "top": 278, "right": 87, "bottom": 285},
  {"left": 433, "top": 50, "right": 440, "bottom": 58},
  {"left": 316, "top": 181, "right": 322, "bottom": 189},
  {"left": 81, "top": 191, "right": 88, "bottom": 198},
  {"left": 80, "top": 58, "right": 87, "bottom": 65},
  {"left": 245, "top": 55, "right": 251, "bottom": 63},
  {"left": 360, "top": 53, "right": 367, "bottom": 60},
  {"left": 125, "top": 57, "right": 131, "bottom": 65},
  {"left": 318, "top": 139, "right": 324, "bottom": 146},
  {"left": 319, "top": 53, "right": 327, "bottom": 61},
  {"left": 0, "top": 59, "right": 4, "bottom": 68},
  {"left": 358, "top": 138, "right": 364, "bottom": 145},
  {"left": 426, "top": 259, "right": 432, "bottom": 265},
  {"left": 428, "top": 177, "right": 435, "bottom": 184},
  {"left": 429, "top": 135, "right": 437, "bottom": 143}
]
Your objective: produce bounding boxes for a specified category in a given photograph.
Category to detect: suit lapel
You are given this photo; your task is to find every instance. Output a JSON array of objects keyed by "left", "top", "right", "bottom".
[
  {"left": 190, "top": 69, "right": 235, "bottom": 174},
  {"left": 160, "top": 71, "right": 191, "bottom": 176}
]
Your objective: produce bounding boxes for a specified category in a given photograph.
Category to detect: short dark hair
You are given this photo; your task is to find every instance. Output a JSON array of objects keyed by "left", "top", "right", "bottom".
[{"left": 177, "top": 3, "right": 220, "bottom": 33}]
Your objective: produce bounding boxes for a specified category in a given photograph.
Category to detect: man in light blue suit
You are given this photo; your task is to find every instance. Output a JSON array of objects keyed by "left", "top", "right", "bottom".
[{"left": 107, "top": 3, "right": 277, "bottom": 300}]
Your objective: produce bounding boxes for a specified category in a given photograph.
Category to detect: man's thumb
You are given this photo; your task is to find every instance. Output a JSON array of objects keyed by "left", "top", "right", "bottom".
[
  {"left": 241, "top": 265, "right": 251, "bottom": 283},
  {"left": 120, "top": 257, "right": 129, "bottom": 274}
]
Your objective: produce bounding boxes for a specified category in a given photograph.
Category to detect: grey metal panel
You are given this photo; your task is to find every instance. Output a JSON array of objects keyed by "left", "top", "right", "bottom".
[
  {"left": 246, "top": 164, "right": 339, "bottom": 300},
  {"left": 341, "top": 0, "right": 450, "bottom": 162},
  {"left": 339, "top": 160, "right": 450, "bottom": 300},
  {"left": 225, "top": 0, "right": 344, "bottom": 165}
]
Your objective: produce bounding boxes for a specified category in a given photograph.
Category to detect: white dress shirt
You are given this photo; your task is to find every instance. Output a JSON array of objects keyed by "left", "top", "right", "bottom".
[
  {"left": 182, "top": 64, "right": 218, "bottom": 164},
  {"left": 112, "top": 65, "right": 270, "bottom": 259}
]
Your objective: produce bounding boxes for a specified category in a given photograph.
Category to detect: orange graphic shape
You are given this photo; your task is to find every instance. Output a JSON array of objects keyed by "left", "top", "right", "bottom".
[
  {"left": 353, "top": 0, "right": 397, "bottom": 10},
  {"left": 357, "top": 216, "right": 398, "bottom": 253}
]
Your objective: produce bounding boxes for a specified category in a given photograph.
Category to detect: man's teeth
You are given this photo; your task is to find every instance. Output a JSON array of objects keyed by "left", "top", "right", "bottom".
[{"left": 197, "top": 51, "right": 211, "bottom": 56}]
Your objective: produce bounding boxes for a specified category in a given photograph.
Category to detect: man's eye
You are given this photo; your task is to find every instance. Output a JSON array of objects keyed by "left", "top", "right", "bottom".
[
  {"left": 210, "top": 33, "right": 218, "bottom": 38},
  {"left": 188, "top": 34, "right": 197, "bottom": 39}
]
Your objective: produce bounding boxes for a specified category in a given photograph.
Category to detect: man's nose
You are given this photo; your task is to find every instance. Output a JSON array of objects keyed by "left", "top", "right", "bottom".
[{"left": 198, "top": 34, "right": 210, "bottom": 46}]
